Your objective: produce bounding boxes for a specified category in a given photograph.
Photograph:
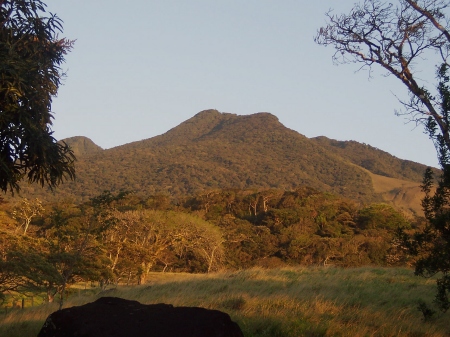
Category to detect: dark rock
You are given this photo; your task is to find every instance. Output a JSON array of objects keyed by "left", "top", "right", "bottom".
[{"left": 37, "top": 297, "right": 244, "bottom": 337}]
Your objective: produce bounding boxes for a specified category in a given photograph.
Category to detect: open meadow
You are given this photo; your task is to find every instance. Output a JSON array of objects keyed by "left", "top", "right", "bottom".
[{"left": 0, "top": 266, "right": 448, "bottom": 337}]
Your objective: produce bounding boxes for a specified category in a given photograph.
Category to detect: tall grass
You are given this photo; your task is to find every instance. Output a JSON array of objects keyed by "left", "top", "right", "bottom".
[{"left": 0, "top": 266, "right": 448, "bottom": 336}]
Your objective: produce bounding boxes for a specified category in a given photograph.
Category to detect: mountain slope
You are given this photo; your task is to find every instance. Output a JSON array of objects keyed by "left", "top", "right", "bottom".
[
  {"left": 19, "top": 110, "right": 432, "bottom": 214},
  {"left": 46, "top": 110, "right": 377, "bottom": 202},
  {"left": 367, "top": 171, "right": 424, "bottom": 215},
  {"left": 312, "top": 136, "right": 438, "bottom": 181}
]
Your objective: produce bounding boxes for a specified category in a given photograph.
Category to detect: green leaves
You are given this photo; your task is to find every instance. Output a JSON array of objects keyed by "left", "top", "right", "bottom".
[
  {"left": 356, "top": 203, "right": 410, "bottom": 231},
  {"left": 0, "top": 0, "right": 75, "bottom": 193},
  {"left": 400, "top": 63, "right": 450, "bottom": 313}
]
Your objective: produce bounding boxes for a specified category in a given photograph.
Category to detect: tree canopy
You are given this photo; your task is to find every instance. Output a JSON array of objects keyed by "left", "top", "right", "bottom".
[{"left": 0, "top": 0, "right": 75, "bottom": 193}]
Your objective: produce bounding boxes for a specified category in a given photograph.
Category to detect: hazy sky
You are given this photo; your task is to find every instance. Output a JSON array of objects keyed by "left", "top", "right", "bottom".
[{"left": 44, "top": 0, "right": 439, "bottom": 167}]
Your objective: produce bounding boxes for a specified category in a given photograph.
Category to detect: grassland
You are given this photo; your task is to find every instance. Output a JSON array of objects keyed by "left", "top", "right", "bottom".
[
  {"left": 0, "top": 266, "right": 448, "bottom": 337},
  {"left": 367, "top": 170, "right": 424, "bottom": 217}
]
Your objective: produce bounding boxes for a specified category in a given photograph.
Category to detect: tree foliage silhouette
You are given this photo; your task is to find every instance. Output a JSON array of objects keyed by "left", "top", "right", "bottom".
[
  {"left": 405, "top": 64, "right": 450, "bottom": 312},
  {"left": 0, "top": 0, "right": 75, "bottom": 193}
]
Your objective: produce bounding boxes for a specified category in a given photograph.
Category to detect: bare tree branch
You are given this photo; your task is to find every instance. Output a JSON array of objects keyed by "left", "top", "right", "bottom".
[{"left": 315, "top": 0, "right": 450, "bottom": 152}]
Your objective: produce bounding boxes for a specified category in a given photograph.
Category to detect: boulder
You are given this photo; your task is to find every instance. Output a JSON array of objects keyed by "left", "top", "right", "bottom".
[{"left": 37, "top": 297, "right": 244, "bottom": 337}]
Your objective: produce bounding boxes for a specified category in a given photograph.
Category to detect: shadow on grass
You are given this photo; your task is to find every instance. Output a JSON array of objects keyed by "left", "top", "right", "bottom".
[
  {"left": 0, "top": 319, "right": 44, "bottom": 337},
  {"left": 236, "top": 315, "right": 328, "bottom": 337},
  {"left": 0, "top": 267, "right": 448, "bottom": 337}
]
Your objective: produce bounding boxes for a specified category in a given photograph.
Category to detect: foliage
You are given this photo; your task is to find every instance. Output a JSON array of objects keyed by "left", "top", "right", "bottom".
[
  {"left": 356, "top": 203, "right": 411, "bottom": 230},
  {"left": 183, "top": 188, "right": 412, "bottom": 268},
  {"left": 42, "top": 206, "right": 109, "bottom": 309},
  {"left": 0, "top": 0, "right": 75, "bottom": 193},
  {"left": 0, "top": 194, "right": 115, "bottom": 309},
  {"left": 12, "top": 198, "right": 44, "bottom": 235},
  {"left": 400, "top": 64, "right": 450, "bottom": 313}
]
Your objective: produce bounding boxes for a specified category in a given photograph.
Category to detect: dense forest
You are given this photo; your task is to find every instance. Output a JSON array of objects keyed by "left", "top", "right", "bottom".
[{"left": 0, "top": 187, "right": 418, "bottom": 306}]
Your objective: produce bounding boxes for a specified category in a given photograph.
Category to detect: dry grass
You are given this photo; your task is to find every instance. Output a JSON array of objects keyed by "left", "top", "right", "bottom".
[
  {"left": 368, "top": 171, "right": 424, "bottom": 216},
  {"left": 1, "top": 266, "right": 448, "bottom": 337}
]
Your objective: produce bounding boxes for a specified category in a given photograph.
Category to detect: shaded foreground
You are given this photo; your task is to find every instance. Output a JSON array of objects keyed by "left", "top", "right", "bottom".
[{"left": 1, "top": 267, "right": 449, "bottom": 337}]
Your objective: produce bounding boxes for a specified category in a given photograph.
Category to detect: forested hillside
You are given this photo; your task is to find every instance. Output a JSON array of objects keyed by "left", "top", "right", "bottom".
[
  {"left": 312, "top": 136, "right": 439, "bottom": 181},
  {"left": 16, "top": 110, "right": 433, "bottom": 209}
]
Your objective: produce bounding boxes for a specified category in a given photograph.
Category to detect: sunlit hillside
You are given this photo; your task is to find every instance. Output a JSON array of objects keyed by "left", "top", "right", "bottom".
[{"left": 17, "top": 110, "right": 435, "bottom": 215}]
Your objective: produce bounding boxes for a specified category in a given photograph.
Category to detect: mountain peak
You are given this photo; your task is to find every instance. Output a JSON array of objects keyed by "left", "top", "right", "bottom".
[
  {"left": 193, "top": 109, "right": 222, "bottom": 118},
  {"left": 59, "top": 136, "right": 103, "bottom": 158},
  {"left": 161, "top": 110, "right": 284, "bottom": 144},
  {"left": 191, "top": 109, "right": 278, "bottom": 122}
]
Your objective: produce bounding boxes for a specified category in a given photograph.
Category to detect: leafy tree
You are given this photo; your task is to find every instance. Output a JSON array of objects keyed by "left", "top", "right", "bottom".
[
  {"left": 0, "top": 224, "right": 61, "bottom": 305},
  {"left": 0, "top": 230, "right": 25, "bottom": 302},
  {"left": 316, "top": 0, "right": 450, "bottom": 312},
  {"left": 42, "top": 206, "right": 109, "bottom": 309},
  {"left": 171, "top": 212, "right": 224, "bottom": 273},
  {"left": 100, "top": 209, "right": 176, "bottom": 284},
  {"left": 400, "top": 65, "right": 450, "bottom": 313},
  {"left": 357, "top": 203, "right": 410, "bottom": 231},
  {"left": 12, "top": 198, "right": 44, "bottom": 235},
  {"left": 0, "top": 0, "right": 75, "bottom": 193}
]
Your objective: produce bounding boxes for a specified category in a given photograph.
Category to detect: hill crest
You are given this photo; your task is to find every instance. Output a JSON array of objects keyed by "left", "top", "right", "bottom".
[
  {"left": 36, "top": 110, "right": 432, "bottom": 215},
  {"left": 59, "top": 136, "right": 103, "bottom": 157}
]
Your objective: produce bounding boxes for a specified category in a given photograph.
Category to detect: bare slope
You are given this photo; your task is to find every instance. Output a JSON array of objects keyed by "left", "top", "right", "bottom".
[
  {"left": 367, "top": 172, "right": 423, "bottom": 216},
  {"left": 311, "top": 136, "right": 437, "bottom": 215}
]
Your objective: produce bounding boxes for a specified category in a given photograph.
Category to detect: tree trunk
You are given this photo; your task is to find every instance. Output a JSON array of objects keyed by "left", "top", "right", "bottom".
[
  {"left": 58, "top": 283, "right": 66, "bottom": 311},
  {"left": 23, "top": 218, "right": 31, "bottom": 235},
  {"left": 47, "top": 290, "right": 55, "bottom": 303}
]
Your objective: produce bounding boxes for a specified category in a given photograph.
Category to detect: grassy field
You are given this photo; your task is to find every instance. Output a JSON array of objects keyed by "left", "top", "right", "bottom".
[{"left": 0, "top": 266, "right": 448, "bottom": 337}]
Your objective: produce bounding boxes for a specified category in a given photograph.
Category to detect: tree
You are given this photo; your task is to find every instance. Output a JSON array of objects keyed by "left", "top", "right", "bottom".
[
  {"left": 316, "top": 0, "right": 450, "bottom": 312},
  {"left": 0, "top": 224, "right": 62, "bottom": 305},
  {"left": 171, "top": 213, "right": 225, "bottom": 273},
  {"left": 400, "top": 64, "right": 450, "bottom": 313},
  {"left": 315, "top": 0, "right": 450, "bottom": 144},
  {"left": 43, "top": 206, "right": 108, "bottom": 309},
  {"left": 100, "top": 209, "right": 174, "bottom": 284},
  {"left": 12, "top": 198, "right": 44, "bottom": 235},
  {"left": 0, "top": 0, "right": 75, "bottom": 193},
  {"left": 356, "top": 203, "right": 410, "bottom": 231}
]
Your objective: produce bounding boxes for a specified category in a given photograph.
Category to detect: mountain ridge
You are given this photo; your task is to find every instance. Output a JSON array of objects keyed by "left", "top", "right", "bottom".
[
  {"left": 312, "top": 136, "right": 437, "bottom": 181},
  {"left": 26, "top": 109, "right": 433, "bottom": 215}
]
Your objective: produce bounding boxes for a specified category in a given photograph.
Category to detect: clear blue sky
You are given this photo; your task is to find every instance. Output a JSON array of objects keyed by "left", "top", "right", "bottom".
[{"left": 45, "top": 0, "right": 439, "bottom": 167}]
